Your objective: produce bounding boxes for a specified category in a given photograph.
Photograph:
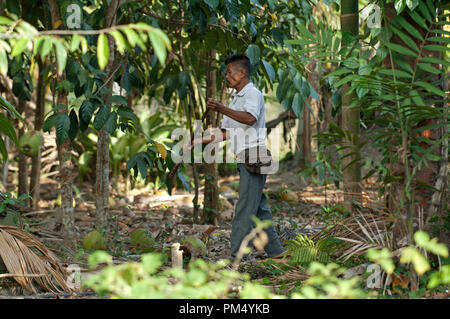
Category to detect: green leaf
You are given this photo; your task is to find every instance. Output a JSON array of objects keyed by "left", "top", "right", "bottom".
[
  {"left": 56, "top": 112, "right": 70, "bottom": 144},
  {"left": 126, "top": 154, "right": 138, "bottom": 171},
  {"left": 284, "top": 39, "right": 315, "bottom": 46},
  {"left": 0, "top": 50, "right": 8, "bottom": 75},
  {"left": 391, "top": 25, "right": 420, "bottom": 53},
  {"left": 0, "top": 16, "right": 12, "bottom": 25},
  {"left": 11, "top": 38, "right": 29, "bottom": 57},
  {"left": 247, "top": 44, "right": 260, "bottom": 66},
  {"left": 80, "top": 100, "right": 95, "bottom": 124},
  {"left": 43, "top": 113, "right": 58, "bottom": 132},
  {"left": 426, "top": 36, "right": 450, "bottom": 44},
  {"left": 203, "top": 0, "right": 219, "bottom": 9},
  {"left": 406, "top": 0, "right": 419, "bottom": 10},
  {"left": 93, "top": 105, "right": 110, "bottom": 131},
  {"left": 122, "top": 27, "right": 139, "bottom": 47},
  {"left": 415, "top": 81, "right": 447, "bottom": 97},
  {"left": 262, "top": 60, "right": 275, "bottom": 81},
  {"left": 418, "top": 1, "right": 433, "bottom": 23},
  {"left": 419, "top": 56, "right": 450, "bottom": 67},
  {"left": 326, "top": 68, "right": 352, "bottom": 78},
  {"left": 423, "top": 44, "right": 450, "bottom": 52},
  {"left": 88, "top": 251, "right": 113, "bottom": 269},
  {"left": 395, "top": 16, "right": 424, "bottom": 41},
  {"left": 68, "top": 109, "right": 79, "bottom": 142},
  {"left": 109, "top": 30, "right": 126, "bottom": 54},
  {"left": 414, "top": 231, "right": 449, "bottom": 257},
  {"left": 385, "top": 42, "right": 418, "bottom": 57},
  {"left": 105, "top": 111, "right": 117, "bottom": 134},
  {"left": 107, "top": 95, "right": 128, "bottom": 106},
  {"left": 296, "top": 23, "right": 315, "bottom": 40},
  {"left": 417, "top": 63, "right": 441, "bottom": 74},
  {"left": 334, "top": 74, "right": 357, "bottom": 87},
  {"left": 394, "top": 0, "right": 406, "bottom": 14},
  {"left": 97, "top": 33, "right": 109, "bottom": 70},
  {"left": 149, "top": 29, "right": 167, "bottom": 65},
  {"left": 400, "top": 247, "right": 430, "bottom": 275},
  {"left": 409, "top": 10, "right": 428, "bottom": 29},
  {"left": 53, "top": 39, "right": 67, "bottom": 73},
  {"left": 39, "top": 37, "right": 52, "bottom": 60},
  {"left": 0, "top": 136, "right": 7, "bottom": 163},
  {"left": 178, "top": 71, "right": 190, "bottom": 100},
  {"left": 0, "top": 113, "right": 17, "bottom": 145},
  {"left": 291, "top": 93, "right": 303, "bottom": 117},
  {"left": 427, "top": 265, "right": 450, "bottom": 289},
  {"left": 137, "top": 157, "right": 148, "bottom": 179},
  {"left": 378, "top": 68, "right": 412, "bottom": 79},
  {"left": 70, "top": 34, "right": 81, "bottom": 52}
]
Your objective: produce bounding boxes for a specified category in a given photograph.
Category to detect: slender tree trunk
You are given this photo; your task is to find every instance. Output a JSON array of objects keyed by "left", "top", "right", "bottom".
[
  {"left": 340, "top": 0, "right": 361, "bottom": 213},
  {"left": 30, "top": 59, "right": 46, "bottom": 209},
  {"left": 48, "top": 0, "right": 76, "bottom": 250},
  {"left": 203, "top": 49, "right": 219, "bottom": 225},
  {"left": 302, "top": 99, "right": 311, "bottom": 166},
  {"left": 95, "top": 0, "right": 119, "bottom": 230},
  {"left": 293, "top": 112, "right": 305, "bottom": 167},
  {"left": 1, "top": 136, "right": 8, "bottom": 189},
  {"left": 177, "top": 38, "right": 201, "bottom": 222},
  {"left": 17, "top": 99, "right": 28, "bottom": 204},
  {"left": 307, "top": 59, "right": 321, "bottom": 161}
]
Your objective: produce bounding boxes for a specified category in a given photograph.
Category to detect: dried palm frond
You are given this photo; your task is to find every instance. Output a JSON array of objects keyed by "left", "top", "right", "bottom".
[
  {"left": 0, "top": 225, "right": 73, "bottom": 294},
  {"left": 311, "top": 202, "right": 395, "bottom": 262}
]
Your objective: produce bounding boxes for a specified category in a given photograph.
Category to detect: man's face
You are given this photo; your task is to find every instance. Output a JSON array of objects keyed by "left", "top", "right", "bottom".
[{"left": 225, "top": 63, "right": 246, "bottom": 89}]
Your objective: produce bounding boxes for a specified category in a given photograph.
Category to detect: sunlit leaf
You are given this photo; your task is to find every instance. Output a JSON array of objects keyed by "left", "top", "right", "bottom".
[{"left": 97, "top": 33, "right": 109, "bottom": 70}]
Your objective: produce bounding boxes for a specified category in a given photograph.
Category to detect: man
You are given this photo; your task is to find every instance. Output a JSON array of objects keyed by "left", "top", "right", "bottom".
[{"left": 186, "top": 54, "right": 284, "bottom": 261}]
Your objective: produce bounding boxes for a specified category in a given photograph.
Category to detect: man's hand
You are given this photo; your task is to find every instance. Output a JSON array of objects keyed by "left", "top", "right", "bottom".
[
  {"left": 207, "top": 98, "right": 224, "bottom": 113},
  {"left": 208, "top": 98, "right": 256, "bottom": 126}
]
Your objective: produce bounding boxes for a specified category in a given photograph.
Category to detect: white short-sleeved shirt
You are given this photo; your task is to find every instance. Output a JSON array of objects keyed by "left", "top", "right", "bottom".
[{"left": 221, "top": 82, "right": 267, "bottom": 155}]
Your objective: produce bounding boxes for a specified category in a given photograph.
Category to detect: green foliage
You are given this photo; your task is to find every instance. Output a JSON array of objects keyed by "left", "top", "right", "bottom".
[
  {"left": 287, "top": 1, "right": 449, "bottom": 242},
  {"left": 291, "top": 262, "right": 373, "bottom": 299},
  {"left": 286, "top": 234, "right": 334, "bottom": 265},
  {"left": 84, "top": 251, "right": 279, "bottom": 299},
  {"left": 0, "top": 192, "right": 30, "bottom": 227},
  {"left": 297, "top": 144, "right": 343, "bottom": 188},
  {"left": 367, "top": 230, "right": 449, "bottom": 288},
  {"left": 366, "top": 248, "right": 396, "bottom": 274},
  {"left": 0, "top": 97, "right": 21, "bottom": 163}
]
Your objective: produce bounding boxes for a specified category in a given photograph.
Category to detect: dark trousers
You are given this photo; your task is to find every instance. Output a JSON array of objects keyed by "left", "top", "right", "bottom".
[{"left": 230, "top": 163, "right": 284, "bottom": 259}]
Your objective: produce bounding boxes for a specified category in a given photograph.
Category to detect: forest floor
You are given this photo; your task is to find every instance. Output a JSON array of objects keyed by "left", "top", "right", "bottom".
[
  {"left": 0, "top": 159, "right": 364, "bottom": 298},
  {"left": 1, "top": 159, "right": 448, "bottom": 299}
]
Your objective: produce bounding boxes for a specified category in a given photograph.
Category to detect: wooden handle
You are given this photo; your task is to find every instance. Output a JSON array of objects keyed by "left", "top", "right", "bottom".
[
  {"left": 168, "top": 108, "right": 210, "bottom": 179},
  {"left": 168, "top": 162, "right": 181, "bottom": 179}
]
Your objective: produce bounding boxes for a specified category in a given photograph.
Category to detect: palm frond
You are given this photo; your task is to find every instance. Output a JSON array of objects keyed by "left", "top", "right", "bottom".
[
  {"left": 311, "top": 201, "right": 394, "bottom": 262},
  {"left": 286, "top": 234, "right": 332, "bottom": 265},
  {"left": 0, "top": 225, "right": 73, "bottom": 294}
]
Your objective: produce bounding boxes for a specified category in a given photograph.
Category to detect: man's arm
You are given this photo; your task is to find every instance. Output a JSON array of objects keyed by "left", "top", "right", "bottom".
[
  {"left": 185, "top": 129, "right": 228, "bottom": 152},
  {"left": 207, "top": 99, "right": 256, "bottom": 126}
]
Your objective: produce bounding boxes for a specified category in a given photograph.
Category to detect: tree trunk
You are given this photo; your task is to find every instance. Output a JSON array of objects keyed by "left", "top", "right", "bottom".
[
  {"left": 203, "top": 49, "right": 219, "bottom": 225},
  {"left": 340, "top": 0, "right": 361, "bottom": 213},
  {"left": 30, "top": 59, "right": 46, "bottom": 209},
  {"left": 17, "top": 99, "right": 28, "bottom": 204},
  {"left": 302, "top": 98, "right": 311, "bottom": 166},
  {"left": 95, "top": 0, "right": 119, "bottom": 230},
  {"left": 48, "top": 0, "right": 76, "bottom": 250}
]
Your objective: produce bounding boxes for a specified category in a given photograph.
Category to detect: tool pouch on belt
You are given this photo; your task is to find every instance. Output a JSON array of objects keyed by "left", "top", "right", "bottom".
[{"left": 237, "top": 146, "right": 273, "bottom": 174}]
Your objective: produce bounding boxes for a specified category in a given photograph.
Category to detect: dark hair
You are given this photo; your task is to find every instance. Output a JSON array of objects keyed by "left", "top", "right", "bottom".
[{"left": 225, "top": 54, "right": 251, "bottom": 77}]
